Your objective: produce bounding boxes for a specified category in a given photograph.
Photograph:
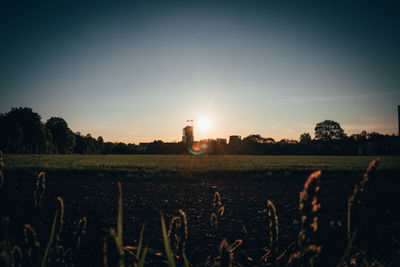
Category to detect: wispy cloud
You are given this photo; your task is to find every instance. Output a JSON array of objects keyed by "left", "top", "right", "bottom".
[{"left": 272, "top": 90, "right": 399, "bottom": 106}]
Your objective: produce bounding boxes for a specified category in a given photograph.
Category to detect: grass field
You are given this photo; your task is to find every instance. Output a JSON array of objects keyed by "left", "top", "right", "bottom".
[
  {"left": 1, "top": 154, "right": 400, "bottom": 266},
  {"left": 3, "top": 154, "right": 400, "bottom": 179}
]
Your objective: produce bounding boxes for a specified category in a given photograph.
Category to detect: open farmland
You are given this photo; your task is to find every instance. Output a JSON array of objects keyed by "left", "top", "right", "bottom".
[
  {"left": 4, "top": 154, "right": 400, "bottom": 179},
  {"left": 1, "top": 155, "right": 400, "bottom": 266}
]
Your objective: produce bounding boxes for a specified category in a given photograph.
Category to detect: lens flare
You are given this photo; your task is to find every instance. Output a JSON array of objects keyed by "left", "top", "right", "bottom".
[{"left": 188, "top": 142, "right": 207, "bottom": 155}]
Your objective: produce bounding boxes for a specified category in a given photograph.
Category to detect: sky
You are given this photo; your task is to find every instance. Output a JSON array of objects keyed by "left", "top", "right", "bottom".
[{"left": 1, "top": 1, "right": 399, "bottom": 143}]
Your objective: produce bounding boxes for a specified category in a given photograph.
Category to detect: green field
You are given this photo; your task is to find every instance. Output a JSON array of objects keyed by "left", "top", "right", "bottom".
[{"left": 4, "top": 154, "right": 400, "bottom": 177}]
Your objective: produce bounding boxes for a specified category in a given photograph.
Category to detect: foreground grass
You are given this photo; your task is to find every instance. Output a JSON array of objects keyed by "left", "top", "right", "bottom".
[
  {"left": 4, "top": 154, "right": 400, "bottom": 175},
  {"left": 1, "top": 159, "right": 392, "bottom": 266}
]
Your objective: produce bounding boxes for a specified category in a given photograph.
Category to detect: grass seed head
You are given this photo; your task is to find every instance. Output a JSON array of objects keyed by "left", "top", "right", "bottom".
[
  {"left": 34, "top": 172, "right": 46, "bottom": 208},
  {"left": 213, "top": 192, "right": 222, "bottom": 208},
  {"left": 348, "top": 159, "right": 379, "bottom": 230},
  {"left": 168, "top": 210, "right": 188, "bottom": 257},
  {"left": 346, "top": 159, "right": 380, "bottom": 247},
  {"left": 55, "top": 197, "right": 64, "bottom": 244},
  {"left": 23, "top": 224, "right": 41, "bottom": 266},
  {"left": 178, "top": 210, "right": 188, "bottom": 256},
  {"left": 73, "top": 217, "right": 87, "bottom": 251},
  {"left": 11, "top": 246, "right": 22, "bottom": 267},
  {"left": 228, "top": 239, "right": 242, "bottom": 253},
  {"left": 266, "top": 200, "right": 279, "bottom": 252},
  {"left": 219, "top": 239, "right": 233, "bottom": 267},
  {"left": 211, "top": 192, "right": 224, "bottom": 230},
  {"left": 168, "top": 216, "right": 180, "bottom": 254},
  {"left": 289, "top": 170, "right": 322, "bottom": 265}
]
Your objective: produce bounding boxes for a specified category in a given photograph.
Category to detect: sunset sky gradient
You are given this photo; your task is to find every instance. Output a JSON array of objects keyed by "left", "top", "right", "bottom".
[{"left": 1, "top": 1, "right": 399, "bottom": 143}]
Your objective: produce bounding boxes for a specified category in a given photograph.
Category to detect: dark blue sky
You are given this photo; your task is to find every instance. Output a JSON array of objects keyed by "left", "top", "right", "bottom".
[{"left": 1, "top": 1, "right": 399, "bottom": 142}]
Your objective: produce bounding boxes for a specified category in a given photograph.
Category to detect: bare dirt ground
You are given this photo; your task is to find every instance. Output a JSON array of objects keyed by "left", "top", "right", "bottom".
[{"left": 1, "top": 172, "right": 400, "bottom": 266}]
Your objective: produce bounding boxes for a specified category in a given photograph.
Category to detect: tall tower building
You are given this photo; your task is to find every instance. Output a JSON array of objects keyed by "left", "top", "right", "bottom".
[{"left": 182, "top": 126, "right": 194, "bottom": 144}]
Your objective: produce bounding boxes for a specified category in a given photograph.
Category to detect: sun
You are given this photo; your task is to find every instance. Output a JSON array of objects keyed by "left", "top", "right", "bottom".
[{"left": 198, "top": 117, "right": 212, "bottom": 132}]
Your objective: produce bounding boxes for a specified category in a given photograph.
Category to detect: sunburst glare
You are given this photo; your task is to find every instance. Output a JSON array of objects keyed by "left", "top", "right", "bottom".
[{"left": 198, "top": 117, "right": 212, "bottom": 132}]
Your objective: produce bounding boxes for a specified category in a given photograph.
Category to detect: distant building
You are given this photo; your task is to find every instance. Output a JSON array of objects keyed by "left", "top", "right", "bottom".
[
  {"left": 182, "top": 126, "right": 194, "bottom": 144},
  {"left": 229, "top": 135, "right": 241, "bottom": 144},
  {"left": 216, "top": 138, "right": 227, "bottom": 145}
]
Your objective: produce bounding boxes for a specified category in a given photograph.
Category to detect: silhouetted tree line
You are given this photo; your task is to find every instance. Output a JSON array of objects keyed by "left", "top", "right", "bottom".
[
  {"left": 1, "top": 108, "right": 399, "bottom": 155},
  {"left": 0, "top": 107, "right": 136, "bottom": 154},
  {"left": 220, "top": 120, "right": 400, "bottom": 155}
]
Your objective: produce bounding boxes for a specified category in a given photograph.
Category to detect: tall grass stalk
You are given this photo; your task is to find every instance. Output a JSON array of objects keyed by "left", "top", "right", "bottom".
[
  {"left": 23, "top": 224, "right": 41, "bottom": 266},
  {"left": 11, "top": 246, "right": 22, "bottom": 267},
  {"left": 266, "top": 199, "right": 279, "bottom": 262},
  {"left": 168, "top": 210, "right": 188, "bottom": 258},
  {"left": 73, "top": 217, "right": 87, "bottom": 251},
  {"left": 219, "top": 239, "right": 233, "bottom": 267},
  {"left": 289, "top": 170, "right": 322, "bottom": 266},
  {"left": 42, "top": 197, "right": 64, "bottom": 267},
  {"left": 34, "top": 172, "right": 46, "bottom": 208},
  {"left": 337, "top": 159, "right": 379, "bottom": 267},
  {"left": 210, "top": 192, "right": 224, "bottom": 230}
]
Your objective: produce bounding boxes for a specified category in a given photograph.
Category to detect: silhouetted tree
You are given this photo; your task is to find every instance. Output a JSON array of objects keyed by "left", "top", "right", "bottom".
[
  {"left": 314, "top": 120, "right": 345, "bottom": 141},
  {"left": 264, "top": 137, "right": 275, "bottom": 144},
  {"left": 0, "top": 107, "right": 48, "bottom": 153},
  {"left": 97, "top": 136, "right": 104, "bottom": 153},
  {"left": 241, "top": 135, "right": 277, "bottom": 154},
  {"left": 349, "top": 130, "right": 368, "bottom": 154},
  {"left": 102, "top": 141, "right": 137, "bottom": 154},
  {"left": 243, "top": 134, "right": 265, "bottom": 144},
  {"left": 299, "top": 133, "right": 312, "bottom": 143},
  {"left": 43, "top": 125, "right": 56, "bottom": 153},
  {"left": 277, "top": 139, "right": 298, "bottom": 154},
  {"left": 46, "top": 117, "right": 76, "bottom": 153}
]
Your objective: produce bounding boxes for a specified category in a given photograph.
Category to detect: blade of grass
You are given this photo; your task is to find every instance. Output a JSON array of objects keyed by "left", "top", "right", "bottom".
[
  {"left": 183, "top": 252, "right": 189, "bottom": 267},
  {"left": 42, "top": 202, "right": 60, "bottom": 267},
  {"left": 337, "top": 228, "right": 358, "bottom": 267},
  {"left": 136, "top": 224, "right": 145, "bottom": 261},
  {"left": 160, "top": 211, "right": 176, "bottom": 267},
  {"left": 138, "top": 246, "right": 148, "bottom": 267}
]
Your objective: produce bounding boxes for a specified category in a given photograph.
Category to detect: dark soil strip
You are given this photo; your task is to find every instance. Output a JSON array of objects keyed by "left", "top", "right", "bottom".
[{"left": 1, "top": 172, "right": 399, "bottom": 266}]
